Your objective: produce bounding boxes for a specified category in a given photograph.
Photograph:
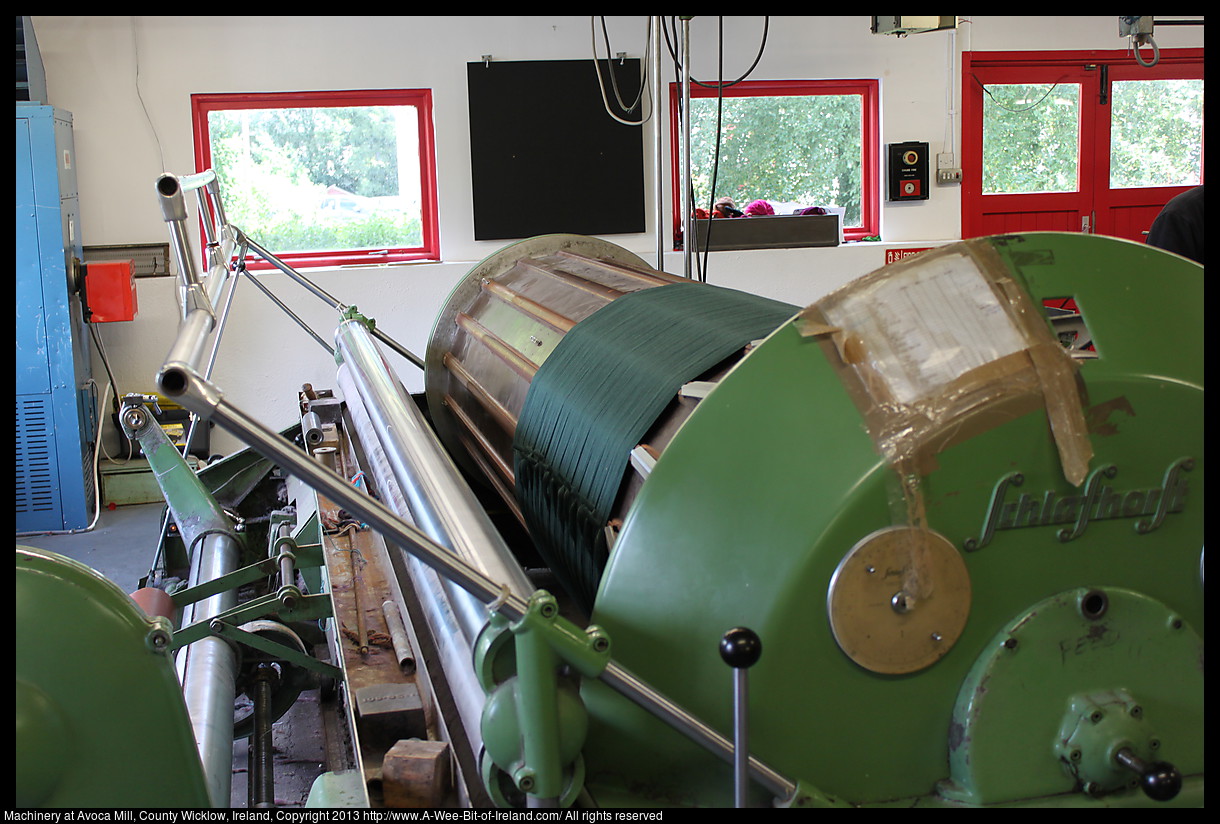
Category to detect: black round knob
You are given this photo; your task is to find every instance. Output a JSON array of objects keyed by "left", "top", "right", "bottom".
[
  {"left": 719, "top": 627, "right": 762, "bottom": 669},
  {"left": 1140, "top": 761, "right": 1183, "bottom": 802},
  {"left": 1115, "top": 748, "right": 1182, "bottom": 802}
]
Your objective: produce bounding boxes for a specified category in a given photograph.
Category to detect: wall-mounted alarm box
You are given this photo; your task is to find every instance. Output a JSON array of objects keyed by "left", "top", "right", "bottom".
[{"left": 887, "top": 142, "right": 930, "bottom": 201}]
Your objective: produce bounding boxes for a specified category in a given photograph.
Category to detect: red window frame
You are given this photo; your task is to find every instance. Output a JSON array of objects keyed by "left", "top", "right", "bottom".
[
  {"left": 670, "top": 78, "right": 880, "bottom": 246},
  {"left": 191, "top": 89, "right": 440, "bottom": 268}
]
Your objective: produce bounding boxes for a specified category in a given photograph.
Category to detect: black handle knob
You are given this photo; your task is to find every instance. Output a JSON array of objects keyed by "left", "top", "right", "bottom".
[
  {"left": 720, "top": 627, "right": 762, "bottom": 669},
  {"left": 1115, "top": 747, "right": 1182, "bottom": 802}
]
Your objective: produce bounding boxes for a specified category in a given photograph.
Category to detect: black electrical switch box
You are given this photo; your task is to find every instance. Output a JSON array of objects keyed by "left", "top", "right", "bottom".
[{"left": 887, "top": 142, "right": 930, "bottom": 201}]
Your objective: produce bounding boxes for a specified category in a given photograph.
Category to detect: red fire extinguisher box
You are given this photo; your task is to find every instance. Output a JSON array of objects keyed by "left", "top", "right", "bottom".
[{"left": 85, "top": 259, "right": 138, "bottom": 322}]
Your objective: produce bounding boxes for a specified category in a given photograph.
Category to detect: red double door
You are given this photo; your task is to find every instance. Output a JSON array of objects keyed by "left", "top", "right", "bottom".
[{"left": 962, "top": 49, "right": 1204, "bottom": 242}]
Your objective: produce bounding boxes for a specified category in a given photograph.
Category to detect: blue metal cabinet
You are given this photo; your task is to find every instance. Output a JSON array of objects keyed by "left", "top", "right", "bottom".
[{"left": 16, "top": 105, "right": 96, "bottom": 532}]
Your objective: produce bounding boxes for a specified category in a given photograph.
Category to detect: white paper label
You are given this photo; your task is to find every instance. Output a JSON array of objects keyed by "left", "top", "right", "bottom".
[{"left": 821, "top": 253, "right": 1026, "bottom": 404}]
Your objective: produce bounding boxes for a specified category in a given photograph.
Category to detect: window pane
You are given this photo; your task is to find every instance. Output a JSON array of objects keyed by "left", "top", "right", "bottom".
[
  {"left": 982, "top": 83, "right": 1080, "bottom": 194},
  {"left": 207, "top": 105, "right": 423, "bottom": 254},
  {"left": 1110, "top": 79, "right": 1204, "bottom": 188},
  {"left": 689, "top": 94, "right": 864, "bottom": 226}
]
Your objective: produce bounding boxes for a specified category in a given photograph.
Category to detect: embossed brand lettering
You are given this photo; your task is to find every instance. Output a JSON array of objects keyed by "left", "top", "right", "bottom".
[{"left": 965, "top": 458, "right": 1192, "bottom": 551}]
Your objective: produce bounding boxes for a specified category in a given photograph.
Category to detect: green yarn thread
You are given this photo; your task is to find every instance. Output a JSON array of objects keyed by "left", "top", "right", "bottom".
[{"left": 512, "top": 282, "right": 797, "bottom": 611}]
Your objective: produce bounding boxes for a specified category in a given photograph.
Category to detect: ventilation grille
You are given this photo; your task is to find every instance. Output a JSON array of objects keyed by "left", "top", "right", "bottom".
[
  {"left": 17, "top": 395, "right": 58, "bottom": 516},
  {"left": 83, "top": 243, "right": 172, "bottom": 278}
]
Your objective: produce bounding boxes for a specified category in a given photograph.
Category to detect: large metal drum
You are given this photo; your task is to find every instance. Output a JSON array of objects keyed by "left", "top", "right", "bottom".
[
  {"left": 426, "top": 234, "right": 796, "bottom": 610},
  {"left": 425, "top": 235, "right": 680, "bottom": 517}
]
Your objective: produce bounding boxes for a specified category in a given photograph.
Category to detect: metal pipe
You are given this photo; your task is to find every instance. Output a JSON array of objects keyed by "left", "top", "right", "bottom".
[
  {"left": 174, "top": 528, "right": 241, "bottom": 808},
  {"left": 441, "top": 354, "right": 520, "bottom": 434},
  {"left": 653, "top": 15, "right": 666, "bottom": 271},
  {"left": 196, "top": 187, "right": 217, "bottom": 249},
  {"left": 157, "top": 174, "right": 207, "bottom": 297},
  {"left": 183, "top": 257, "right": 242, "bottom": 459},
  {"left": 238, "top": 231, "right": 424, "bottom": 370},
  {"left": 240, "top": 269, "right": 335, "bottom": 357},
  {"left": 206, "top": 178, "right": 230, "bottom": 229},
  {"left": 338, "top": 365, "right": 488, "bottom": 763},
  {"left": 599, "top": 660, "right": 795, "bottom": 801},
  {"left": 455, "top": 314, "right": 540, "bottom": 381},
  {"left": 157, "top": 173, "right": 218, "bottom": 377},
  {"left": 159, "top": 307, "right": 216, "bottom": 393},
  {"left": 524, "top": 260, "right": 625, "bottom": 301},
  {"left": 301, "top": 410, "right": 324, "bottom": 447},
  {"left": 482, "top": 279, "right": 577, "bottom": 332},
  {"left": 334, "top": 318, "right": 534, "bottom": 603},
  {"left": 681, "top": 16, "right": 693, "bottom": 279},
  {"left": 240, "top": 232, "right": 347, "bottom": 309},
  {"left": 556, "top": 250, "right": 676, "bottom": 285},
  {"left": 732, "top": 667, "right": 749, "bottom": 807},
  {"left": 382, "top": 600, "right": 416, "bottom": 675}
]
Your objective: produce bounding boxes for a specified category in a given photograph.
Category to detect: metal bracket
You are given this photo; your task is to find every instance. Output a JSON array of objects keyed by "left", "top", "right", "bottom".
[
  {"left": 170, "top": 591, "right": 333, "bottom": 652},
  {"left": 476, "top": 590, "right": 611, "bottom": 804},
  {"left": 208, "top": 619, "right": 343, "bottom": 682}
]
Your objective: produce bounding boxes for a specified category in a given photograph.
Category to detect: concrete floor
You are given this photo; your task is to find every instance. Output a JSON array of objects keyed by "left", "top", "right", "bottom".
[
  {"left": 18, "top": 502, "right": 331, "bottom": 809},
  {"left": 18, "top": 501, "right": 167, "bottom": 593}
]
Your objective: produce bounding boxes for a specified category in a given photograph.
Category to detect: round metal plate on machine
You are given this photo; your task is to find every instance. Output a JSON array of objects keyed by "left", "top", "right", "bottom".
[{"left": 827, "top": 526, "right": 971, "bottom": 675}]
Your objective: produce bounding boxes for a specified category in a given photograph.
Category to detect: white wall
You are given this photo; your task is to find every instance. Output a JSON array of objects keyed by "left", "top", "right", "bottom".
[{"left": 30, "top": 16, "right": 1204, "bottom": 455}]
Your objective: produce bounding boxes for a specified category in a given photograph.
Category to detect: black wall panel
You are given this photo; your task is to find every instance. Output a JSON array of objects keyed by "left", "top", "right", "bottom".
[{"left": 467, "top": 59, "right": 645, "bottom": 240}]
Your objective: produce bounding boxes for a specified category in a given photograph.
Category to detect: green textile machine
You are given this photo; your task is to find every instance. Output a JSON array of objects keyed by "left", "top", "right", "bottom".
[{"left": 16, "top": 174, "right": 1203, "bottom": 809}]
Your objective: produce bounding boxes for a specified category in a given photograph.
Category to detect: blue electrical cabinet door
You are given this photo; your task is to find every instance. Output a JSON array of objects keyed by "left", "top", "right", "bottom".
[{"left": 17, "top": 105, "right": 96, "bottom": 532}]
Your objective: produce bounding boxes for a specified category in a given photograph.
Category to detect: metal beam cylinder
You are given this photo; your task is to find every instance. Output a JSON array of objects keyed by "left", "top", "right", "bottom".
[
  {"left": 177, "top": 532, "right": 241, "bottom": 807},
  {"left": 335, "top": 317, "right": 533, "bottom": 604},
  {"left": 424, "top": 236, "right": 683, "bottom": 522},
  {"left": 423, "top": 234, "right": 792, "bottom": 611}
]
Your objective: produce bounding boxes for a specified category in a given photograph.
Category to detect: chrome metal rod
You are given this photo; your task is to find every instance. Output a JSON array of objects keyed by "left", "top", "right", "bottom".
[
  {"left": 179, "top": 532, "right": 240, "bottom": 808},
  {"left": 157, "top": 172, "right": 218, "bottom": 371},
  {"left": 239, "top": 232, "right": 424, "bottom": 370},
  {"left": 160, "top": 307, "right": 216, "bottom": 397},
  {"left": 241, "top": 269, "right": 335, "bottom": 357},
  {"left": 372, "top": 326, "right": 425, "bottom": 371},
  {"left": 202, "top": 260, "right": 240, "bottom": 382},
  {"left": 240, "top": 232, "right": 347, "bottom": 311},
  {"left": 158, "top": 174, "right": 205, "bottom": 300},
  {"left": 196, "top": 187, "right": 217, "bottom": 249},
  {"left": 337, "top": 364, "right": 493, "bottom": 646},
  {"left": 339, "top": 364, "right": 489, "bottom": 768},
  {"left": 334, "top": 318, "right": 533, "bottom": 602},
  {"left": 733, "top": 667, "right": 749, "bottom": 807},
  {"left": 599, "top": 660, "right": 795, "bottom": 801},
  {"left": 183, "top": 259, "right": 242, "bottom": 458},
  {"left": 207, "top": 178, "right": 230, "bottom": 230}
]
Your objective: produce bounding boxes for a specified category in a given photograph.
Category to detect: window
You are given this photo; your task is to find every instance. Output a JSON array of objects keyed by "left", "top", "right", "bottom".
[
  {"left": 671, "top": 79, "right": 880, "bottom": 245},
  {"left": 962, "top": 49, "right": 1203, "bottom": 241},
  {"left": 191, "top": 89, "right": 439, "bottom": 268},
  {"left": 1108, "top": 78, "right": 1204, "bottom": 189},
  {"left": 981, "top": 83, "right": 1082, "bottom": 195}
]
